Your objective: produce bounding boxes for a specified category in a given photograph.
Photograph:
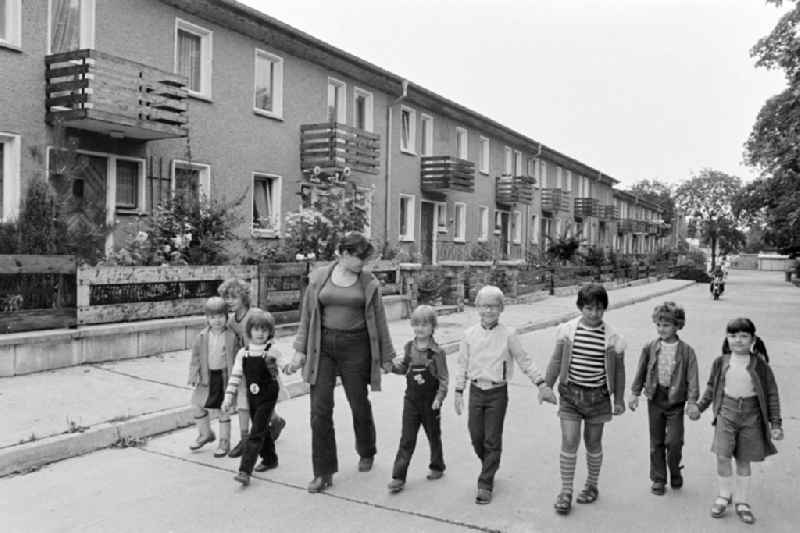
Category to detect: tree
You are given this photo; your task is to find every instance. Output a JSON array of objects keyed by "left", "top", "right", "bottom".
[
  {"left": 629, "top": 179, "right": 676, "bottom": 226},
  {"left": 674, "top": 170, "right": 744, "bottom": 271},
  {"left": 740, "top": 1, "right": 800, "bottom": 255}
]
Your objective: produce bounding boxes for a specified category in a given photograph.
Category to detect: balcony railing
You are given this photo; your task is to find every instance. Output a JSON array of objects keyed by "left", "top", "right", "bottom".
[
  {"left": 618, "top": 218, "right": 634, "bottom": 232},
  {"left": 300, "top": 122, "right": 381, "bottom": 176},
  {"left": 495, "top": 175, "right": 534, "bottom": 206},
  {"left": 599, "top": 205, "right": 619, "bottom": 220},
  {"left": 421, "top": 156, "right": 475, "bottom": 194},
  {"left": 574, "top": 197, "right": 600, "bottom": 219},
  {"left": 541, "top": 188, "right": 571, "bottom": 213},
  {"left": 633, "top": 220, "right": 648, "bottom": 233},
  {"left": 45, "top": 49, "right": 188, "bottom": 140}
]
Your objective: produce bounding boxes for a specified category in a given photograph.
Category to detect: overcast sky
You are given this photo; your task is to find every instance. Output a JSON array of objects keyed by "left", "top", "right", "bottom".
[{"left": 241, "top": 0, "right": 790, "bottom": 188}]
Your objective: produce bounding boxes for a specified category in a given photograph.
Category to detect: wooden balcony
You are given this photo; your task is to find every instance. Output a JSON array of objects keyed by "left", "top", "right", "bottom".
[
  {"left": 421, "top": 156, "right": 475, "bottom": 194},
  {"left": 45, "top": 49, "right": 188, "bottom": 140},
  {"left": 541, "top": 188, "right": 570, "bottom": 213},
  {"left": 618, "top": 218, "right": 634, "bottom": 232},
  {"left": 495, "top": 175, "right": 534, "bottom": 206},
  {"left": 599, "top": 205, "right": 619, "bottom": 220},
  {"left": 300, "top": 122, "right": 381, "bottom": 176},
  {"left": 574, "top": 197, "right": 600, "bottom": 219}
]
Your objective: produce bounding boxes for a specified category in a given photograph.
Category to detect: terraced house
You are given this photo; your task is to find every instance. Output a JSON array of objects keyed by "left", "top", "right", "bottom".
[{"left": 0, "top": 0, "right": 668, "bottom": 263}]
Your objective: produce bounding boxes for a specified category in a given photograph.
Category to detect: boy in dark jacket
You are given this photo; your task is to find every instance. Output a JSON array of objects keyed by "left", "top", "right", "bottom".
[{"left": 629, "top": 302, "right": 700, "bottom": 495}]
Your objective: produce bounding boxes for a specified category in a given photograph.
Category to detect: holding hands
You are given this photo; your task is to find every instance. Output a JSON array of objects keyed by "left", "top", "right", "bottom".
[
  {"left": 537, "top": 383, "right": 557, "bottom": 405},
  {"left": 685, "top": 403, "right": 701, "bottom": 421},
  {"left": 628, "top": 395, "right": 640, "bottom": 412},
  {"left": 221, "top": 393, "right": 234, "bottom": 414},
  {"left": 282, "top": 351, "right": 306, "bottom": 375},
  {"left": 432, "top": 397, "right": 442, "bottom": 410}
]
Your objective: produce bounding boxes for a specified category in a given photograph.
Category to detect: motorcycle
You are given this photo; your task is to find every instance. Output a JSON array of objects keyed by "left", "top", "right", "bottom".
[{"left": 710, "top": 277, "right": 724, "bottom": 300}]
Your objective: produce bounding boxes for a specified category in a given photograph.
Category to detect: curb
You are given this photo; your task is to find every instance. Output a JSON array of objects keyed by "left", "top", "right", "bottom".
[{"left": 0, "top": 281, "right": 694, "bottom": 478}]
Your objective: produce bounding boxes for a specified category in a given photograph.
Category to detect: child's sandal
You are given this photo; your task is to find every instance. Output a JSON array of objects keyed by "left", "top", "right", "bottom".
[
  {"left": 554, "top": 492, "right": 572, "bottom": 515},
  {"left": 710, "top": 495, "right": 731, "bottom": 518},
  {"left": 576, "top": 485, "right": 599, "bottom": 504},
  {"left": 735, "top": 503, "right": 755, "bottom": 524}
]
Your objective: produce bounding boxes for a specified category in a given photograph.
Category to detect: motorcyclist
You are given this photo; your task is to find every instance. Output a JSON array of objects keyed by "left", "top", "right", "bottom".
[{"left": 709, "top": 266, "right": 725, "bottom": 296}]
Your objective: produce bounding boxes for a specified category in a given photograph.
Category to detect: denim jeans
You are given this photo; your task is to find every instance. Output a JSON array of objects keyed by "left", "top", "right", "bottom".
[{"left": 310, "top": 328, "right": 376, "bottom": 477}]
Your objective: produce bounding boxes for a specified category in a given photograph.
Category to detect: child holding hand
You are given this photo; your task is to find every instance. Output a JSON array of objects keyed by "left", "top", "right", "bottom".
[{"left": 387, "top": 305, "right": 449, "bottom": 494}]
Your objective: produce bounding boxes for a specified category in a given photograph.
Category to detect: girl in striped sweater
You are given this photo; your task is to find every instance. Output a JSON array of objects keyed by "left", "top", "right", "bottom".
[
  {"left": 545, "top": 284, "right": 627, "bottom": 516},
  {"left": 221, "top": 309, "right": 282, "bottom": 486}
]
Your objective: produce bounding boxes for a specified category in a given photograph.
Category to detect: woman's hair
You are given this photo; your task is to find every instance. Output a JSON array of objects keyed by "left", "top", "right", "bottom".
[
  {"left": 204, "top": 296, "right": 228, "bottom": 317},
  {"left": 410, "top": 304, "right": 437, "bottom": 329},
  {"left": 726, "top": 317, "right": 756, "bottom": 336},
  {"left": 576, "top": 284, "right": 608, "bottom": 310},
  {"left": 217, "top": 278, "right": 251, "bottom": 308},
  {"left": 338, "top": 232, "right": 374, "bottom": 260},
  {"left": 245, "top": 309, "right": 276, "bottom": 340},
  {"left": 475, "top": 285, "right": 505, "bottom": 308},
  {"left": 652, "top": 301, "right": 686, "bottom": 330}
]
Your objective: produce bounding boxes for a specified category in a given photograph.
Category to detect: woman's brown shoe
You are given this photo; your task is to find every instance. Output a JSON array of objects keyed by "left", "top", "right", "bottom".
[{"left": 307, "top": 475, "right": 333, "bottom": 493}]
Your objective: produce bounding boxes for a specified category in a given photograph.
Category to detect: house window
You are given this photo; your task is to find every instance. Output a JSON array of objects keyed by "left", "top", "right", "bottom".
[
  {"left": 504, "top": 146, "right": 512, "bottom": 175},
  {"left": 172, "top": 160, "right": 211, "bottom": 201},
  {"left": 556, "top": 166, "right": 563, "bottom": 189},
  {"left": 354, "top": 186, "right": 373, "bottom": 238},
  {"left": 514, "top": 151, "right": 522, "bottom": 177},
  {"left": 252, "top": 173, "right": 281, "bottom": 236},
  {"left": 435, "top": 202, "right": 447, "bottom": 233},
  {"left": 456, "top": 127, "right": 468, "bottom": 160},
  {"left": 454, "top": 202, "right": 466, "bottom": 242},
  {"left": 353, "top": 88, "right": 373, "bottom": 132},
  {"left": 512, "top": 210, "right": 522, "bottom": 243},
  {"left": 420, "top": 114, "right": 433, "bottom": 156},
  {"left": 115, "top": 159, "right": 141, "bottom": 211},
  {"left": 541, "top": 216, "right": 552, "bottom": 244},
  {"left": 527, "top": 158, "right": 535, "bottom": 178},
  {"left": 175, "top": 18, "right": 213, "bottom": 99},
  {"left": 400, "top": 106, "right": 416, "bottom": 154},
  {"left": 49, "top": 0, "right": 94, "bottom": 54},
  {"left": 0, "top": 133, "right": 20, "bottom": 221},
  {"left": 254, "top": 49, "right": 283, "bottom": 119},
  {"left": 539, "top": 160, "right": 548, "bottom": 187},
  {"left": 0, "top": 0, "right": 21, "bottom": 48},
  {"left": 479, "top": 136, "right": 490, "bottom": 174},
  {"left": 399, "top": 194, "right": 415, "bottom": 241},
  {"left": 478, "top": 206, "right": 489, "bottom": 241},
  {"left": 327, "top": 77, "right": 346, "bottom": 123},
  {"left": 494, "top": 211, "right": 503, "bottom": 235},
  {"left": 565, "top": 170, "right": 572, "bottom": 192}
]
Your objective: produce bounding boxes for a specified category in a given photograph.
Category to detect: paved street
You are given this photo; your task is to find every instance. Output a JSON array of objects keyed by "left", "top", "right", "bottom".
[{"left": 1, "top": 270, "right": 798, "bottom": 533}]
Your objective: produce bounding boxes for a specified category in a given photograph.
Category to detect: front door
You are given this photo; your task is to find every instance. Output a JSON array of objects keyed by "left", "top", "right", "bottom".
[
  {"left": 420, "top": 201, "right": 435, "bottom": 264},
  {"left": 500, "top": 211, "right": 510, "bottom": 259}
]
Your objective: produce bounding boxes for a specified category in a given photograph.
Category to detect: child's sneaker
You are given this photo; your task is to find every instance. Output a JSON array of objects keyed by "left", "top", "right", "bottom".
[
  {"left": 426, "top": 469, "right": 444, "bottom": 480},
  {"left": 387, "top": 479, "right": 405, "bottom": 493},
  {"left": 475, "top": 488, "right": 492, "bottom": 505},
  {"left": 651, "top": 481, "right": 666, "bottom": 495},
  {"left": 234, "top": 471, "right": 250, "bottom": 486}
]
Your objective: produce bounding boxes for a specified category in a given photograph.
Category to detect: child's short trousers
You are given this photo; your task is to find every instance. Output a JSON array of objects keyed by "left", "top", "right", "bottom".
[
  {"left": 558, "top": 382, "right": 612, "bottom": 424},
  {"left": 712, "top": 395, "right": 767, "bottom": 462}
]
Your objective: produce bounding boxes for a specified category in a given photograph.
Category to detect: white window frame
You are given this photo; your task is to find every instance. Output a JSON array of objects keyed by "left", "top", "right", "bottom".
[
  {"left": 514, "top": 150, "right": 522, "bottom": 177},
  {"left": 478, "top": 205, "right": 489, "bottom": 241},
  {"left": 171, "top": 159, "right": 211, "bottom": 199},
  {"left": 556, "top": 166, "right": 563, "bottom": 189},
  {"left": 0, "top": 132, "right": 21, "bottom": 221},
  {"left": 0, "top": 0, "right": 21, "bottom": 49},
  {"left": 512, "top": 210, "right": 522, "bottom": 244},
  {"left": 435, "top": 201, "right": 447, "bottom": 233},
  {"left": 504, "top": 146, "right": 512, "bottom": 175},
  {"left": 399, "top": 193, "right": 415, "bottom": 241},
  {"left": 565, "top": 170, "right": 573, "bottom": 192},
  {"left": 47, "top": 0, "right": 95, "bottom": 54},
  {"left": 174, "top": 17, "right": 213, "bottom": 100},
  {"left": 253, "top": 49, "right": 284, "bottom": 120},
  {"left": 327, "top": 77, "right": 347, "bottom": 123},
  {"left": 453, "top": 202, "right": 466, "bottom": 242},
  {"left": 479, "top": 136, "right": 490, "bottom": 175},
  {"left": 400, "top": 105, "right": 416, "bottom": 155},
  {"left": 539, "top": 159, "right": 547, "bottom": 187},
  {"left": 456, "top": 127, "right": 468, "bottom": 160},
  {"left": 420, "top": 113, "right": 433, "bottom": 156},
  {"left": 527, "top": 158, "right": 535, "bottom": 178},
  {"left": 352, "top": 87, "right": 374, "bottom": 132},
  {"left": 251, "top": 172, "right": 282, "bottom": 238}
]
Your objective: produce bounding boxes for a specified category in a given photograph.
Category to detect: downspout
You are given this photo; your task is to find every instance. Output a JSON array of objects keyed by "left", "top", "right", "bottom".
[{"left": 383, "top": 79, "right": 408, "bottom": 254}]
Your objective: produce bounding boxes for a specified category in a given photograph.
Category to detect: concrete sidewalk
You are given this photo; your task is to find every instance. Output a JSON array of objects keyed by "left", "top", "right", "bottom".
[{"left": 0, "top": 277, "right": 694, "bottom": 477}]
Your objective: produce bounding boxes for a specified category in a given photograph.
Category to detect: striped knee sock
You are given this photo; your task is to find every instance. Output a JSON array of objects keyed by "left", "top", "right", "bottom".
[
  {"left": 560, "top": 451, "right": 578, "bottom": 494},
  {"left": 586, "top": 450, "right": 603, "bottom": 488}
]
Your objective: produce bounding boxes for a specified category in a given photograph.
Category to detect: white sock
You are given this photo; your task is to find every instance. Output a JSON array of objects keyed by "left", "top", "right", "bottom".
[
  {"left": 718, "top": 474, "right": 733, "bottom": 499},
  {"left": 736, "top": 475, "right": 751, "bottom": 504}
]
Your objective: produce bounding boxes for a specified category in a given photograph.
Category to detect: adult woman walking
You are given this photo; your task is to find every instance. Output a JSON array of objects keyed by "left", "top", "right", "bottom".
[{"left": 284, "top": 232, "right": 396, "bottom": 493}]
